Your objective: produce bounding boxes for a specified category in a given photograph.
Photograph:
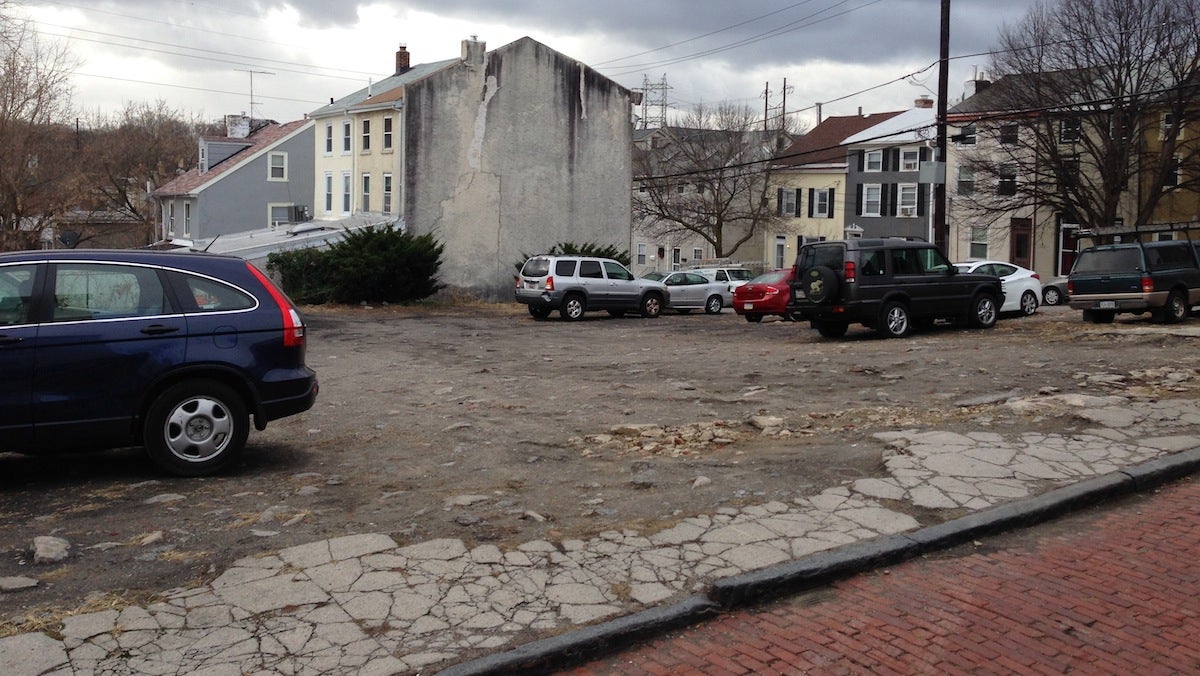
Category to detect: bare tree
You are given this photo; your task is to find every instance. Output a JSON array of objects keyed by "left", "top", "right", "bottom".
[
  {"left": 0, "top": 14, "right": 78, "bottom": 250},
  {"left": 958, "top": 0, "right": 1200, "bottom": 235},
  {"left": 633, "top": 103, "right": 793, "bottom": 259}
]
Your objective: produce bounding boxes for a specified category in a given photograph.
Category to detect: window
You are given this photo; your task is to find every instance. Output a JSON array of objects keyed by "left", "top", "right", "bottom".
[
  {"left": 998, "top": 164, "right": 1018, "bottom": 196},
  {"left": 865, "top": 150, "right": 884, "bottom": 172},
  {"left": 183, "top": 203, "right": 191, "bottom": 236},
  {"left": 324, "top": 124, "right": 333, "bottom": 154},
  {"left": 781, "top": 189, "right": 797, "bottom": 216},
  {"left": 1062, "top": 155, "right": 1080, "bottom": 188},
  {"left": 901, "top": 149, "right": 920, "bottom": 172},
  {"left": 324, "top": 173, "right": 333, "bottom": 212},
  {"left": 167, "top": 202, "right": 175, "bottom": 235},
  {"left": 361, "top": 173, "right": 371, "bottom": 212},
  {"left": 863, "top": 184, "right": 882, "bottom": 216},
  {"left": 0, "top": 265, "right": 36, "bottom": 326},
  {"left": 970, "top": 226, "right": 989, "bottom": 259},
  {"left": 602, "top": 261, "right": 633, "bottom": 280},
  {"left": 693, "top": 248, "right": 704, "bottom": 264},
  {"left": 1059, "top": 117, "right": 1081, "bottom": 143},
  {"left": 341, "top": 172, "right": 351, "bottom": 213},
  {"left": 342, "top": 121, "right": 352, "bottom": 153},
  {"left": 999, "top": 124, "right": 1018, "bottom": 145},
  {"left": 383, "top": 116, "right": 393, "bottom": 150},
  {"left": 361, "top": 119, "right": 371, "bottom": 151},
  {"left": 898, "top": 183, "right": 918, "bottom": 217},
  {"left": 579, "top": 260, "right": 603, "bottom": 278},
  {"left": 812, "top": 188, "right": 832, "bottom": 218},
  {"left": 1162, "top": 111, "right": 1179, "bottom": 139},
  {"left": 270, "top": 204, "right": 291, "bottom": 226},
  {"left": 382, "top": 173, "right": 393, "bottom": 213},
  {"left": 957, "top": 166, "right": 975, "bottom": 196},
  {"left": 1166, "top": 155, "right": 1181, "bottom": 188},
  {"left": 636, "top": 243, "right": 646, "bottom": 265},
  {"left": 671, "top": 248, "right": 681, "bottom": 271},
  {"left": 268, "top": 152, "right": 287, "bottom": 181},
  {"left": 774, "top": 236, "right": 787, "bottom": 269},
  {"left": 51, "top": 264, "right": 169, "bottom": 322},
  {"left": 180, "top": 272, "right": 255, "bottom": 312},
  {"left": 957, "top": 123, "right": 977, "bottom": 145}
]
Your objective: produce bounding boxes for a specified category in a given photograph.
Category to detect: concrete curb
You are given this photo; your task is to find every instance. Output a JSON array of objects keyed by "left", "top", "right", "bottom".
[{"left": 438, "top": 448, "right": 1200, "bottom": 675}]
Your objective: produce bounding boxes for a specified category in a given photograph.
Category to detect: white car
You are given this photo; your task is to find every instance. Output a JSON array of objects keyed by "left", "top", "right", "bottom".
[
  {"left": 954, "top": 260, "right": 1042, "bottom": 316},
  {"left": 688, "top": 267, "right": 754, "bottom": 291}
]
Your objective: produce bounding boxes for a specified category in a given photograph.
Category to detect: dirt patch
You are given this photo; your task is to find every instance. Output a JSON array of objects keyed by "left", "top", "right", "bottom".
[{"left": 1, "top": 302, "right": 1197, "bottom": 632}]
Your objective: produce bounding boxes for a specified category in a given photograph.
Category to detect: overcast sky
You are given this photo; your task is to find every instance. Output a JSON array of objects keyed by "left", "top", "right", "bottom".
[{"left": 17, "top": 0, "right": 1041, "bottom": 128}]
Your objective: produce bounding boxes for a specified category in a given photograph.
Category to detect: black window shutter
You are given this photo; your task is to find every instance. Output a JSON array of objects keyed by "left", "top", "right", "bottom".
[
  {"left": 776, "top": 187, "right": 784, "bottom": 216},
  {"left": 827, "top": 188, "right": 836, "bottom": 218},
  {"left": 793, "top": 188, "right": 802, "bottom": 216},
  {"left": 807, "top": 188, "right": 815, "bottom": 217},
  {"left": 855, "top": 184, "right": 864, "bottom": 215},
  {"left": 919, "top": 147, "right": 929, "bottom": 162},
  {"left": 892, "top": 149, "right": 900, "bottom": 171},
  {"left": 917, "top": 184, "right": 928, "bottom": 216},
  {"left": 856, "top": 150, "right": 864, "bottom": 172}
]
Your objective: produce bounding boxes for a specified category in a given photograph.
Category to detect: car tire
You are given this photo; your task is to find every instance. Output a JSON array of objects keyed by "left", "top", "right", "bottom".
[
  {"left": 640, "top": 293, "right": 663, "bottom": 318},
  {"left": 814, "top": 319, "right": 849, "bottom": 338},
  {"left": 880, "top": 301, "right": 912, "bottom": 338},
  {"left": 969, "top": 294, "right": 999, "bottom": 329},
  {"left": 801, "top": 266, "right": 839, "bottom": 304},
  {"left": 744, "top": 313, "right": 763, "bottom": 323},
  {"left": 1043, "top": 286, "right": 1062, "bottom": 306},
  {"left": 528, "top": 305, "right": 551, "bottom": 320},
  {"left": 560, "top": 293, "right": 586, "bottom": 320},
  {"left": 704, "top": 295, "right": 723, "bottom": 315},
  {"left": 143, "top": 379, "right": 248, "bottom": 477},
  {"left": 1161, "top": 289, "right": 1188, "bottom": 324},
  {"left": 1019, "top": 290, "right": 1039, "bottom": 316}
]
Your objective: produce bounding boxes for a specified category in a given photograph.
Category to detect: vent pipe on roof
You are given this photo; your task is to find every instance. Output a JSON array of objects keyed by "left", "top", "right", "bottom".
[{"left": 915, "top": 96, "right": 934, "bottom": 109}]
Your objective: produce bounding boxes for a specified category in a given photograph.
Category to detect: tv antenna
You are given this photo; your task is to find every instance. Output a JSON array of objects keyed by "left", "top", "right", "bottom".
[{"left": 235, "top": 68, "right": 275, "bottom": 119}]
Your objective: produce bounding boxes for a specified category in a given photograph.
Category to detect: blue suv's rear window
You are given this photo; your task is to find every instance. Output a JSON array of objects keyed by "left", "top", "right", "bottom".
[{"left": 181, "top": 273, "right": 255, "bottom": 312}]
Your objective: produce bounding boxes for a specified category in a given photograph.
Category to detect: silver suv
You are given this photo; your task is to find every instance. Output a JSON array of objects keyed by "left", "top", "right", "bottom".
[{"left": 515, "top": 255, "right": 669, "bottom": 320}]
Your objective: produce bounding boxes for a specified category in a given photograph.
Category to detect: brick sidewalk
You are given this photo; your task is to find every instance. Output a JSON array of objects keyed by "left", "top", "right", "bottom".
[{"left": 564, "top": 478, "right": 1200, "bottom": 674}]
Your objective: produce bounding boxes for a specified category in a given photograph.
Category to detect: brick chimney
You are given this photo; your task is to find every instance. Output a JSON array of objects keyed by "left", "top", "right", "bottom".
[
  {"left": 915, "top": 96, "right": 934, "bottom": 109},
  {"left": 395, "top": 44, "right": 410, "bottom": 74}
]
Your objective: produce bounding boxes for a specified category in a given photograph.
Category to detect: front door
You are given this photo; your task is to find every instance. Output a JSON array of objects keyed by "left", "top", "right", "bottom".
[
  {"left": 1010, "top": 218, "right": 1032, "bottom": 269},
  {"left": 0, "top": 263, "right": 40, "bottom": 448}
]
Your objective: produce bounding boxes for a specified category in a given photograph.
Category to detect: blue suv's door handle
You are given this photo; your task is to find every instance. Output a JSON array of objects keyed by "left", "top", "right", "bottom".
[
  {"left": 0, "top": 335, "right": 21, "bottom": 345},
  {"left": 140, "top": 324, "right": 181, "bottom": 335}
]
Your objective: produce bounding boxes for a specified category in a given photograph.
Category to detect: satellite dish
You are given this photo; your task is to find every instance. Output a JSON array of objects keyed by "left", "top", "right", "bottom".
[{"left": 59, "top": 229, "right": 80, "bottom": 247}]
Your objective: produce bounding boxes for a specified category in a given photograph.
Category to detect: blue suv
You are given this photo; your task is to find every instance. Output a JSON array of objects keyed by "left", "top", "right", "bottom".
[{"left": 0, "top": 250, "right": 318, "bottom": 476}]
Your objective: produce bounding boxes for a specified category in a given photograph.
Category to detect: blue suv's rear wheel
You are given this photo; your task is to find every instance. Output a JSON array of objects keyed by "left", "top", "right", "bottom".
[{"left": 144, "top": 379, "right": 248, "bottom": 476}]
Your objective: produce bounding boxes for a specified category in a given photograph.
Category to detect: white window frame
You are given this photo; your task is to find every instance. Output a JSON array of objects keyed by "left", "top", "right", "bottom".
[
  {"left": 268, "top": 152, "right": 287, "bottom": 181},
  {"left": 898, "top": 183, "right": 918, "bottom": 217},
  {"left": 361, "top": 173, "right": 371, "bottom": 212},
  {"left": 970, "top": 226, "right": 989, "bottom": 259},
  {"left": 383, "top": 116, "right": 393, "bottom": 150},
  {"left": 774, "top": 235, "right": 787, "bottom": 269},
  {"left": 268, "top": 203, "right": 292, "bottom": 229},
  {"left": 813, "top": 188, "right": 831, "bottom": 217},
  {"left": 342, "top": 121, "right": 352, "bottom": 154},
  {"left": 182, "top": 202, "right": 190, "bottom": 237},
  {"left": 324, "top": 123, "right": 333, "bottom": 154},
  {"left": 167, "top": 202, "right": 175, "bottom": 235},
  {"left": 341, "top": 171, "right": 351, "bottom": 213},
  {"left": 863, "top": 184, "right": 882, "bottom": 217},
  {"left": 781, "top": 189, "right": 797, "bottom": 217},
  {"left": 636, "top": 243, "right": 647, "bottom": 266},
  {"left": 671, "top": 248, "right": 681, "bottom": 271},
  {"left": 901, "top": 149, "right": 919, "bottom": 172},
  {"left": 361, "top": 119, "right": 371, "bottom": 152},
  {"left": 692, "top": 248, "right": 704, "bottom": 264},
  {"left": 865, "top": 150, "right": 884, "bottom": 172},
  {"left": 324, "top": 172, "right": 333, "bottom": 213},
  {"left": 382, "top": 172, "right": 393, "bottom": 213}
]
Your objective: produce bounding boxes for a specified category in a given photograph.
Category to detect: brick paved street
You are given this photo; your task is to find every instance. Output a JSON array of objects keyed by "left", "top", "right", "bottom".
[{"left": 565, "top": 477, "right": 1200, "bottom": 674}]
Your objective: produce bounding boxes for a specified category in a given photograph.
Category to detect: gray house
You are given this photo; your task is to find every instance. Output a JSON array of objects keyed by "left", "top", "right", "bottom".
[
  {"left": 308, "top": 37, "right": 636, "bottom": 298},
  {"left": 843, "top": 100, "right": 937, "bottom": 240},
  {"left": 154, "top": 115, "right": 315, "bottom": 243}
]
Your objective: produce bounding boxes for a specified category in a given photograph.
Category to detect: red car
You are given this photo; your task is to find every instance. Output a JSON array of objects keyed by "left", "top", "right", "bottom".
[{"left": 732, "top": 268, "right": 796, "bottom": 322}]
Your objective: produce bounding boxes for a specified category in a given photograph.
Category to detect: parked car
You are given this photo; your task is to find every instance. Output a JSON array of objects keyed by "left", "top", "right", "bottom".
[
  {"left": 515, "top": 255, "right": 668, "bottom": 320},
  {"left": 733, "top": 268, "right": 796, "bottom": 322},
  {"left": 1068, "top": 240, "right": 1200, "bottom": 323},
  {"left": 688, "top": 266, "right": 754, "bottom": 291},
  {"left": 788, "top": 238, "right": 1004, "bottom": 339},
  {"left": 1041, "top": 276, "right": 1069, "bottom": 306},
  {"left": 953, "top": 260, "right": 1042, "bottom": 316},
  {"left": 643, "top": 271, "right": 726, "bottom": 314},
  {"left": 0, "top": 249, "right": 318, "bottom": 476}
]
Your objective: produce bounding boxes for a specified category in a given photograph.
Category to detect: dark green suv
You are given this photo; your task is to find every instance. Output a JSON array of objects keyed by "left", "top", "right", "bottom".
[{"left": 787, "top": 238, "right": 1005, "bottom": 338}]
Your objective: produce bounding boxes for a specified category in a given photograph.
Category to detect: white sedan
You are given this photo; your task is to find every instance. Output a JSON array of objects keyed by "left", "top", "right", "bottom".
[
  {"left": 642, "top": 271, "right": 729, "bottom": 314},
  {"left": 954, "top": 260, "right": 1042, "bottom": 316}
]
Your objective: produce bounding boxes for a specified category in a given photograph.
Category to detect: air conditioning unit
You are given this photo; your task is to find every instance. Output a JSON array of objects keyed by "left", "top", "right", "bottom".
[{"left": 899, "top": 206, "right": 917, "bottom": 217}]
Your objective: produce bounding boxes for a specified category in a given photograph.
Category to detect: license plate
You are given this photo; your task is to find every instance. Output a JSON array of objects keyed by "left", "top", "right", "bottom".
[
  {"left": 795, "top": 290, "right": 805, "bottom": 299},
  {"left": 744, "top": 303, "right": 754, "bottom": 309},
  {"left": 1099, "top": 300, "right": 1116, "bottom": 309}
]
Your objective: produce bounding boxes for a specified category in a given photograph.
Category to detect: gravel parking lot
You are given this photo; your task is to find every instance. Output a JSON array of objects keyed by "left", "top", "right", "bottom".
[{"left": 1, "top": 302, "right": 1198, "bottom": 631}]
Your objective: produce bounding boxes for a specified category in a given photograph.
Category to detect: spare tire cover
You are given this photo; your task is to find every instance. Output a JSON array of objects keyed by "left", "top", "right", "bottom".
[{"left": 802, "top": 265, "right": 839, "bottom": 304}]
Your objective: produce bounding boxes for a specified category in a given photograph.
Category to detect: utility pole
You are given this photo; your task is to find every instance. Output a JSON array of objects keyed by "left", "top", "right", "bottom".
[{"left": 933, "top": 0, "right": 951, "bottom": 251}]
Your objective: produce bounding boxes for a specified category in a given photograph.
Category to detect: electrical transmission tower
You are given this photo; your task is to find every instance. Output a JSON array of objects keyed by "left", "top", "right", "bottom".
[{"left": 638, "top": 74, "right": 671, "bottom": 129}]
